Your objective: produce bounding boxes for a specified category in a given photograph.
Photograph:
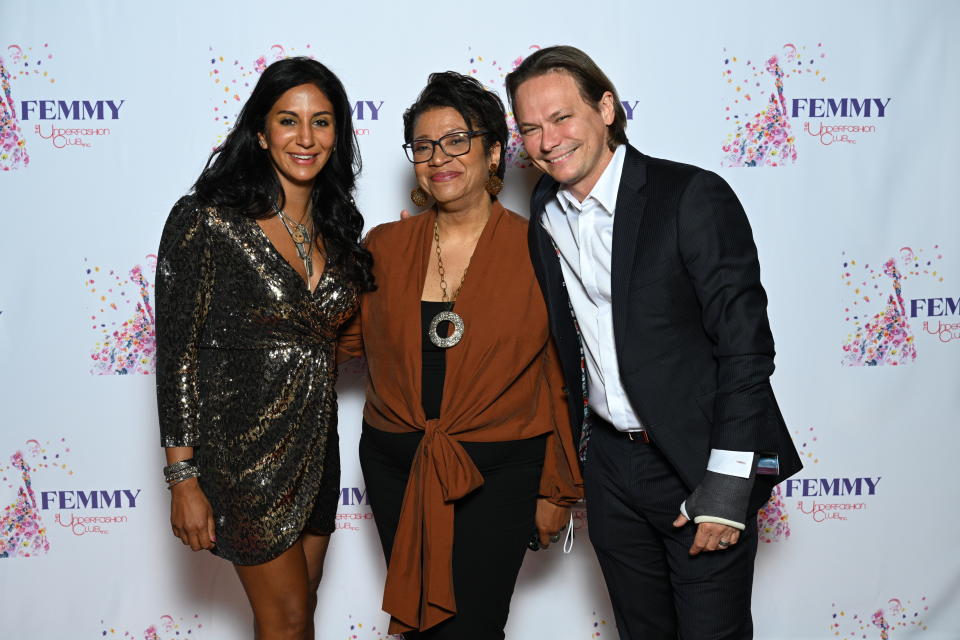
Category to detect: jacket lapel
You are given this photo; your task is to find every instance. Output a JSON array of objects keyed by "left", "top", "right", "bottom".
[{"left": 610, "top": 146, "right": 648, "bottom": 344}]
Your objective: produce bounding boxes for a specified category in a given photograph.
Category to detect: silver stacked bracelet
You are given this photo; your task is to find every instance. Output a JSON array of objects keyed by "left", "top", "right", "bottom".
[{"left": 164, "top": 458, "right": 200, "bottom": 489}]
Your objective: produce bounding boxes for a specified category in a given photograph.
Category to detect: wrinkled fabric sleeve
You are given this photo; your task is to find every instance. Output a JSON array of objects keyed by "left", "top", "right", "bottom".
[
  {"left": 539, "top": 338, "right": 583, "bottom": 506},
  {"left": 336, "top": 312, "right": 363, "bottom": 363},
  {"left": 336, "top": 225, "right": 381, "bottom": 364},
  {"left": 677, "top": 170, "right": 776, "bottom": 453},
  {"left": 155, "top": 197, "right": 212, "bottom": 448}
]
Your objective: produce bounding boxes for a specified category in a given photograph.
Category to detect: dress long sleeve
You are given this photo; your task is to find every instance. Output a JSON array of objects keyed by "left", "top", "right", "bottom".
[
  {"left": 156, "top": 197, "right": 213, "bottom": 448},
  {"left": 539, "top": 339, "right": 583, "bottom": 506}
]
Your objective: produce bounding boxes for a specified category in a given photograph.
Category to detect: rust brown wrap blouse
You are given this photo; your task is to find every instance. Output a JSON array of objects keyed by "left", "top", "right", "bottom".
[{"left": 338, "top": 202, "right": 582, "bottom": 634}]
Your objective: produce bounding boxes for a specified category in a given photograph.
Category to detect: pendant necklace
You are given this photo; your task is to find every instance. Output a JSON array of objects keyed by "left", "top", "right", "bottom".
[
  {"left": 428, "top": 217, "right": 471, "bottom": 349},
  {"left": 273, "top": 203, "right": 314, "bottom": 279}
]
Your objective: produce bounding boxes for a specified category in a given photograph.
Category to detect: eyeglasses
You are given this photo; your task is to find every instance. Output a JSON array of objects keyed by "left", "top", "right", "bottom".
[{"left": 402, "top": 130, "right": 488, "bottom": 164}]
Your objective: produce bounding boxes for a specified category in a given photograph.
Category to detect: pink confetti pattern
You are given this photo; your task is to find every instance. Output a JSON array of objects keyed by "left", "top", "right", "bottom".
[
  {"left": 345, "top": 614, "right": 401, "bottom": 639},
  {"left": 99, "top": 614, "right": 203, "bottom": 639},
  {"left": 466, "top": 45, "right": 540, "bottom": 168},
  {"left": 0, "top": 452, "right": 48, "bottom": 558},
  {"left": 721, "top": 43, "right": 826, "bottom": 167},
  {"left": 1, "top": 43, "right": 56, "bottom": 170},
  {"left": 841, "top": 247, "right": 944, "bottom": 367},
  {"left": 0, "top": 438, "right": 74, "bottom": 558},
  {"left": 590, "top": 610, "right": 611, "bottom": 638},
  {"left": 830, "top": 598, "right": 928, "bottom": 638},
  {"left": 208, "top": 44, "right": 313, "bottom": 147},
  {"left": 757, "top": 484, "right": 790, "bottom": 543},
  {"left": 0, "top": 56, "right": 28, "bottom": 170},
  {"left": 86, "top": 256, "right": 157, "bottom": 375}
]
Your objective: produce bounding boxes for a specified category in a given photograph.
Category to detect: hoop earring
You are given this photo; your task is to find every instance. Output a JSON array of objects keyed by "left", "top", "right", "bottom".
[
  {"left": 410, "top": 187, "right": 429, "bottom": 208},
  {"left": 485, "top": 164, "right": 503, "bottom": 196}
]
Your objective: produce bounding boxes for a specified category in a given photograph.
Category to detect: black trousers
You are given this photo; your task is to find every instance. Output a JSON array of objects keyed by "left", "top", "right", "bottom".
[
  {"left": 359, "top": 423, "right": 546, "bottom": 640},
  {"left": 584, "top": 418, "right": 758, "bottom": 640}
]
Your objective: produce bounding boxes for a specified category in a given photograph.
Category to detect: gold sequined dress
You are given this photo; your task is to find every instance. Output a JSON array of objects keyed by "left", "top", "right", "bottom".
[{"left": 155, "top": 196, "right": 359, "bottom": 565}]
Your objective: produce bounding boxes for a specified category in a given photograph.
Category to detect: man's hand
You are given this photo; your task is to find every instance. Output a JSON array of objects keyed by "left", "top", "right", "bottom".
[
  {"left": 535, "top": 498, "right": 570, "bottom": 549},
  {"left": 672, "top": 514, "right": 741, "bottom": 555}
]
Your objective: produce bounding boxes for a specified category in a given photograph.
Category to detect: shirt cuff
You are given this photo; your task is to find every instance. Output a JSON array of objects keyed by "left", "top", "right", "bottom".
[{"left": 706, "top": 449, "right": 754, "bottom": 479}]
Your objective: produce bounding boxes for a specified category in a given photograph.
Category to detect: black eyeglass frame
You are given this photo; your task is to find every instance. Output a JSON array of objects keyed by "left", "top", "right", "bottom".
[{"left": 401, "top": 130, "right": 490, "bottom": 164}]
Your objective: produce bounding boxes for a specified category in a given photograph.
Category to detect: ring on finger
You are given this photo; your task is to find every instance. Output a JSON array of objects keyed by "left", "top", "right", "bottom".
[
  {"left": 550, "top": 534, "right": 560, "bottom": 543},
  {"left": 718, "top": 539, "right": 731, "bottom": 548}
]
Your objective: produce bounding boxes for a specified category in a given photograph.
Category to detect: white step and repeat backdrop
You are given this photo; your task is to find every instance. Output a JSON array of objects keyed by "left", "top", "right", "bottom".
[{"left": 2, "top": 1, "right": 958, "bottom": 638}]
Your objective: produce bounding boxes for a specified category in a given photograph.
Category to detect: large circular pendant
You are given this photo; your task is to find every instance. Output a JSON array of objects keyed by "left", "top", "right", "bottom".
[{"left": 428, "top": 310, "right": 465, "bottom": 348}]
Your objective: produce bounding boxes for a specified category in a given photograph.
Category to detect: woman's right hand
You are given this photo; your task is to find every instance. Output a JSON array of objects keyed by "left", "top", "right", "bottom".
[{"left": 169, "top": 477, "right": 216, "bottom": 551}]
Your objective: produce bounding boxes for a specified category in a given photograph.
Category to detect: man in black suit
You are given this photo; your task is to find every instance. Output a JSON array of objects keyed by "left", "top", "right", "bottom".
[{"left": 505, "top": 46, "right": 802, "bottom": 639}]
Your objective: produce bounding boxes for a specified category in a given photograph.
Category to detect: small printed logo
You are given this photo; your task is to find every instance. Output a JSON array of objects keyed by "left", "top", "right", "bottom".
[
  {"left": 830, "top": 597, "right": 928, "bottom": 639},
  {"left": 85, "top": 255, "right": 157, "bottom": 375},
  {"left": 722, "top": 43, "right": 890, "bottom": 167},
  {"left": 841, "top": 246, "right": 946, "bottom": 366},
  {"left": 1, "top": 438, "right": 73, "bottom": 558},
  {"left": 337, "top": 485, "right": 372, "bottom": 532},
  {"left": 207, "top": 44, "right": 382, "bottom": 148}
]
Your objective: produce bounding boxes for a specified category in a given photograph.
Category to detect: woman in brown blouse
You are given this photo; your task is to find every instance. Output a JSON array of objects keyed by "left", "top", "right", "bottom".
[{"left": 338, "top": 72, "right": 582, "bottom": 639}]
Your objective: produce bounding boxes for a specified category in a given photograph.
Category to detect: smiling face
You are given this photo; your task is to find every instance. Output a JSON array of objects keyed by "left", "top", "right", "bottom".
[
  {"left": 412, "top": 106, "right": 500, "bottom": 211},
  {"left": 258, "top": 83, "right": 336, "bottom": 195},
  {"left": 514, "top": 71, "right": 616, "bottom": 201}
]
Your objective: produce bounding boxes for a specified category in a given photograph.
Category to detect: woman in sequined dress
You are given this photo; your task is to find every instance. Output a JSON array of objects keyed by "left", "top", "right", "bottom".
[{"left": 155, "top": 57, "right": 374, "bottom": 640}]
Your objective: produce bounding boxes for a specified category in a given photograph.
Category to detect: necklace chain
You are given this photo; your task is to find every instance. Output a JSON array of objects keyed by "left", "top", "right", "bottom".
[
  {"left": 273, "top": 203, "right": 314, "bottom": 279},
  {"left": 434, "top": 218, "right": 470, "bottom": 304}
]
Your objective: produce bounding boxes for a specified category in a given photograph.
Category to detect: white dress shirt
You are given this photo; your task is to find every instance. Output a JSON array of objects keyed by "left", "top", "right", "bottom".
[{"left": 541, "top": 145, "right": 752, "bottom": 478}]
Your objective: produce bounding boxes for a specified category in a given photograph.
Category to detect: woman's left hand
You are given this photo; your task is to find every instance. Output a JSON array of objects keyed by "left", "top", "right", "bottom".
[{"left": 535, "top": 498, "right": 570, "bottom": 549}]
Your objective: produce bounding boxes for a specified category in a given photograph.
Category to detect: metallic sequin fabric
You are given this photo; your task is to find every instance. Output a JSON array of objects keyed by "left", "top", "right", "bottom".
[{"left": 155, "top": 196, "right": 359, "bottom": 565}]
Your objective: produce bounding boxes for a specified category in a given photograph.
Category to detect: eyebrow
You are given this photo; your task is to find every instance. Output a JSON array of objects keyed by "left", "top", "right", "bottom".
[
  {"left": 277, "top": 110, "right": 334, "bottom": 117},
  {"left": 517, "top": 109, "right": 566, "bottom": 127},
  {"left": 413, "top": 127, "right": 469, "bottom": 139}
]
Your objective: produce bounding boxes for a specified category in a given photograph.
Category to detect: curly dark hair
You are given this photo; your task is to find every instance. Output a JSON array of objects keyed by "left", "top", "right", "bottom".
[
  {"left": 193, "top": 56, "right": 374, "bottom": 292},
  {"left": 402, "top": 71, "right": 508, "bottom": 194}
]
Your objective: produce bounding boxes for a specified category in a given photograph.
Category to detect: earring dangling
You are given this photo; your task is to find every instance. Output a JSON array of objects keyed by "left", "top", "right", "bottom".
[
  {"left": 410, "top": 187, "right": 429, "bottom": 208},
  {"left": 485, "top": 164, "right": 503, "bottom": 196}
]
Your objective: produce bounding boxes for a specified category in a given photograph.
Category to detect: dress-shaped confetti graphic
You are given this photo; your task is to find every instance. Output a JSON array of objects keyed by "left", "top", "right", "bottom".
[
  {"left": 842, "top": 259, "right": 917, "bottom": 366},
  {"left": 721, "top": 55, "right": 797, "bottom": 167},
  {"left": 466, "top": 46, "right": 538, "bottom": 168},
  {"left": 872, "top": 609, "right": 891, "bottom": 640},
  {"left": 0, "top": 452, "right": 50, "bottom": 559},
  {"left": 89, "top": 259, "right": 157, "bottom": 375},
  {"left": 757, "top": 484, "right": 790, "bottom": 543},
  {"left": 0, "top": 56, "right": 29, "bottom": 171}
]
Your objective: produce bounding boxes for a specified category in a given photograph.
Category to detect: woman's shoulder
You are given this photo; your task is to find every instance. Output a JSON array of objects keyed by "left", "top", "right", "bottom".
[
  {"left": 165, "top": 194, "right": 234, "bottom": 229},
  {"left": 498, "top": 204, "right": 530, "bottom": 229},
  {"left": 364, "top": 212, "right": 429, "bottom": 248}
]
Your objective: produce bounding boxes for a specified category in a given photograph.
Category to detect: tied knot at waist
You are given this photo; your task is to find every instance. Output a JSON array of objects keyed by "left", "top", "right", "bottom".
[
  {"left": 421, "top": 419, "right": 484, "bottom": 502},
  {"left": 381, "top": 418, "right": 485, "bottom": 634}
]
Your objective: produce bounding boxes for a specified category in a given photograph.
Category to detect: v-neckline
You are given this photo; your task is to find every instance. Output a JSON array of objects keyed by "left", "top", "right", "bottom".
[{"left": 250, "top": 217, "right": 327, "bottom": 295}]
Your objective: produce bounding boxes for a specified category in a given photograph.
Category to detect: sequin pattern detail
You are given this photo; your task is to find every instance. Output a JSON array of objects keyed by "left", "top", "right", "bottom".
[{"left": 155, "top": 197, "right": 359, "bottom": 564}]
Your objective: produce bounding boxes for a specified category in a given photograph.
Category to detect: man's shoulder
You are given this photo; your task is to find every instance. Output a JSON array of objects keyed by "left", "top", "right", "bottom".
[{"left": 636, "top": 150, "right": 714, "bottom": 186}]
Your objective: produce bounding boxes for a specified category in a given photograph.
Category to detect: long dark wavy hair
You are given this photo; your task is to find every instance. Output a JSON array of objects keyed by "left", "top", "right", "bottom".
[{"left": 193, "top": 57, "right": 374, "bottom": 292}]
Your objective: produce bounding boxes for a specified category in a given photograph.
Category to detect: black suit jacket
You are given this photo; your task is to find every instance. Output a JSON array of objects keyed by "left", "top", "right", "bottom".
[{"left": 527, "top": 145, "right": 802, "bottom": 513}]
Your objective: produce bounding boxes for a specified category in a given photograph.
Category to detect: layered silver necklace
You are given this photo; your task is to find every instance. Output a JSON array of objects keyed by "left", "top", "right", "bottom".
[{"left": 273, "top": 203, "right": 314, "bottom": 278}]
